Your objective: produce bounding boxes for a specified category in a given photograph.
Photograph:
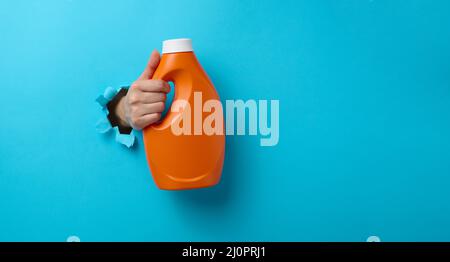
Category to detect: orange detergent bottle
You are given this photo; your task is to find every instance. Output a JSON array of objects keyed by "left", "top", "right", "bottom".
[{"left": 143, "top": 39, "right": 225, "bottom": 190}]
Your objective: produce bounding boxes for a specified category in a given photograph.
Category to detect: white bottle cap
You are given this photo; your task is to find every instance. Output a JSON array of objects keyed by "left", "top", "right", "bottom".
[{"left": 162, "top": 38, "right": 193, "bottom": 54}]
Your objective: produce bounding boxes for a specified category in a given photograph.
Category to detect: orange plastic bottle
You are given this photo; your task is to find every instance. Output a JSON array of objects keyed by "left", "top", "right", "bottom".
[{"left": 143, "top": 39, "right": 225, "bottom": 190}]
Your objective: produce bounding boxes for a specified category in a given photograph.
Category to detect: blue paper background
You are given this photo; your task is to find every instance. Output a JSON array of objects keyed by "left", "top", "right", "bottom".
[{"left": 1, "top": 0, "right": 450, "bottom": 241}]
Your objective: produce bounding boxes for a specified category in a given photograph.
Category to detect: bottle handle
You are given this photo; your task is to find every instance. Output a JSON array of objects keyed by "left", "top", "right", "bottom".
[
  {"left": 149, "top": 67, "right": 172, "bottom": 129},
  {"left": 150, "top": 67, "right": 192, "bottom": 130}
]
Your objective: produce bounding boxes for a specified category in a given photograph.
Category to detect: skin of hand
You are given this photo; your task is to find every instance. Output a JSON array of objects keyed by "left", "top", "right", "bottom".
[{"left": 115, "top": 50, "right": 170, "bottom": 130}]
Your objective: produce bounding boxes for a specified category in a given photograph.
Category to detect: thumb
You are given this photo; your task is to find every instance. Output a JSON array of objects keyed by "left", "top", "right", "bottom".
[{"left": 138, "top": 50, "right": 160, "bottom": 80}]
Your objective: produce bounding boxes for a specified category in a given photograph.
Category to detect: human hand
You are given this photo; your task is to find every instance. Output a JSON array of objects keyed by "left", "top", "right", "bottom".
[{"left": 115, "top": 50, "right": 170, "bottom": 130}]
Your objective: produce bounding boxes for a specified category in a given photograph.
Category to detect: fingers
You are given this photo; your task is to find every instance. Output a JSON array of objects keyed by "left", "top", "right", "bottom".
[
  {"left": 138, "top": 50, "right": 161, "bottom": 80},
  {"left": 131, "top": 79, "right": 171, "bottom": 93},
  {"left": 127, "top": 88, "right": 167, "bottom": 105},
  {"left": 133, "top": 102, "right": 165, "bottom": 117},
  {"left": 124, "top": 86, "right": 167, "bottom": 129},
  {"left": 129, "top": 113, "right": 162, "bottom": 130},
  {"left": 131, "top": 92, "right": 166, "bottom": 104}
]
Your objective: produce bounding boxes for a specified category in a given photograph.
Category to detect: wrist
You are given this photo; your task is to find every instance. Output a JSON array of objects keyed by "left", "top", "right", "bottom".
[
  {"left": 115, "top": 96, "right": 130, "bottom": 128},
  {"left": 106, "top": 87, "right": 132, "bottom": 134}
]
